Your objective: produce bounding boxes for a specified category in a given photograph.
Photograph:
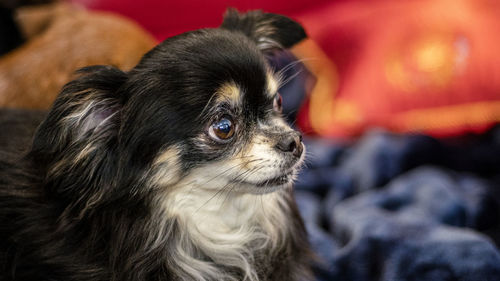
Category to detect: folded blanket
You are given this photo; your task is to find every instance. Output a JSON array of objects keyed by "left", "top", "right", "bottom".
[{"left": 295, "top": 128, "right": 500, "bottom": 280}]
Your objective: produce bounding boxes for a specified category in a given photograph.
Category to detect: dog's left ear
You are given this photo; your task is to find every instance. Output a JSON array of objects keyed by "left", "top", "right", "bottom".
[
  {"left": 31, "top": 66, "right": 126, "bottom": 160},
  {"left": 221, "top": 8, "right": 307, "bottom": 52},
  {"left": 29, "top": 65, "right": 127, "bottom": 207}
]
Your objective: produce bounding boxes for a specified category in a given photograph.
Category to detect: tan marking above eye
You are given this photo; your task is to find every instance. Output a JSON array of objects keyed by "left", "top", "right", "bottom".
[
  {"left": 216, "top": 82, "right": 241, "bottom": 104},
  {"left": 267, "top": 72, "right": 279, "bottom": 97}
]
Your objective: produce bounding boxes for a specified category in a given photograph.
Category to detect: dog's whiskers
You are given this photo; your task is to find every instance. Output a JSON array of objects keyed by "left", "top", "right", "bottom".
[
  {"left": 276, "top": 58, "right": 309, "bottom": 77},
  {"left": 278, "top": 68, "right": 305, "bottom": 89},
  {"left": 192, "top": 160, "right": 269, "bottom": 214},
  {"left": 182, "top": 158, "right": 261, "bottom": 195},
  {"left": 218, "top": 165, "right": 268, "bottom": 208},
  {"left": 205, "top": 158, "right": 263, "bottom": 184}
]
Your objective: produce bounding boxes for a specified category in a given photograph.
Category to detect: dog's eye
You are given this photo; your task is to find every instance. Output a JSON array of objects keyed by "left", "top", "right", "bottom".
[
  {"left": 273, "top": 93, "right": 283, "bottom": 113},
  {"left": 209, "top": 115, "right": 235, "bottom": 142}
]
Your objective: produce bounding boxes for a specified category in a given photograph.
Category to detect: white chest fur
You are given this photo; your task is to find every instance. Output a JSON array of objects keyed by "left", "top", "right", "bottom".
[{"left": 160, "top": 183, "right": 292, "bottom": 281}]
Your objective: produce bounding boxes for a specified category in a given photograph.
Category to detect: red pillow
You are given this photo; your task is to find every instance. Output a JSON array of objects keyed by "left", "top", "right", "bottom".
[
  {"left": 293, "top": 0, "right": 500, "bottom": 137},
  {"left": 70, "top": 0, "right": 329, "bottom": 41}
]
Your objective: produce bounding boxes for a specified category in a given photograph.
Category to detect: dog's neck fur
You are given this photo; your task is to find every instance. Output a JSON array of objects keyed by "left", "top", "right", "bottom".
[{"left": 159, "top": 181, "right": 292, "bottom": 281}]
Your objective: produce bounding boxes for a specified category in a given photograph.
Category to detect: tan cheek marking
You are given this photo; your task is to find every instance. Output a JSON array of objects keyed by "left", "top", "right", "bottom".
[
  {"left": 154, "top": 146, "right": 181, "bottom": 166},
  {"left": 216, "top": 82, "right": 241, "bottom": 104},
  {"left": 152, "top": 146, "right": 182, "bottom": 186},
  {"left": 234, "top": 147, "right": 252, "bottom": 170},
  {"left": 236, "top": 135, "right": 274, "bottom": 170}
]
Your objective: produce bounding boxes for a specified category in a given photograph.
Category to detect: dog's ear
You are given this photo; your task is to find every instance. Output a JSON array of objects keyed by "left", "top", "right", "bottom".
[
  {"left": 30, "top": 65, "right": 127, "bottom": 208},
  {"left": 32, "top": 65, "right": 126, "bottom": 158},
  {"left": 221, "top": 8, "right": 307, "bottom": 52}
]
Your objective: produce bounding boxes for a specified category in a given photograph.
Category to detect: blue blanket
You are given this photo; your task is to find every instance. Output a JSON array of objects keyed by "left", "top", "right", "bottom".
[{"left": 294, "top": 128, "right": 500, "bottom": 281}]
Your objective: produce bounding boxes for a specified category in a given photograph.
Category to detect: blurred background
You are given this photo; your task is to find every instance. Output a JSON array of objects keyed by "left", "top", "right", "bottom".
[{"left": 1, "top": 0, "right": 500, "bottom": 280}]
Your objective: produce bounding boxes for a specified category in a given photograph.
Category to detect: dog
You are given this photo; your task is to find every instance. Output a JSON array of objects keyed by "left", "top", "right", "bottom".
[{"left": 0, "top": 9, "right": 313, "bottom": 281}]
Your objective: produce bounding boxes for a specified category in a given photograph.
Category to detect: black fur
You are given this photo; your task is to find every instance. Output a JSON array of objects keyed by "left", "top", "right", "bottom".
[
  {"left": 0, "top": 5, "right": 24, "bottom": 56},
  {"left": 0, "top": 9, "right": 311, "bottom": 281}
]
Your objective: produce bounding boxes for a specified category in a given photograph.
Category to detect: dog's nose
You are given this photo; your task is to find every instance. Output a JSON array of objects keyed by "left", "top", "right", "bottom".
[{"left": 276, "top": 131, "right": 303, "bottom": 157}]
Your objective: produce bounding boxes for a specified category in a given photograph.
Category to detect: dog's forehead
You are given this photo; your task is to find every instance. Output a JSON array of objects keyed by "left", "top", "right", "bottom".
[
  {"left": 198, "top": 37, "right": 277, "bottom": 108},
  {"left": 131, "top": 29, "right": 280, "bottom": 118},
  {"left": 170, "top": 29, "right": 278, "bottom": 107}
]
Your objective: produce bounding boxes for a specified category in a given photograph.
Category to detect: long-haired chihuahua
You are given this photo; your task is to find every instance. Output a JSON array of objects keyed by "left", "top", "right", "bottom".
[{"left": 0, "top": 9, "right": 313, "bottom": 281}]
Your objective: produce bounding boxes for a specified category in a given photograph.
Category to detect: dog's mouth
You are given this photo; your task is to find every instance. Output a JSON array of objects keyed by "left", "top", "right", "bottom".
[
  {"left": 254, "top": 173, "right": 292, "bottom": 187},
  {"left": 233, "top": 170, "right": 295, "bottom": 192}
]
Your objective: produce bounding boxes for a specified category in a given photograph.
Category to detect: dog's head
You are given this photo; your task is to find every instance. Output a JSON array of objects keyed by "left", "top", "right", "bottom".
[{"left": 30, "top": 9, "right": 307, "bottom": 207}]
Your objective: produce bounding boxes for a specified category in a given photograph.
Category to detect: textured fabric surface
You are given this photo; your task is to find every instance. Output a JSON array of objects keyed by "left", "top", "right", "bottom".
[{"left": 295, "top": 128, "right": 500, "bottom": 280}]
